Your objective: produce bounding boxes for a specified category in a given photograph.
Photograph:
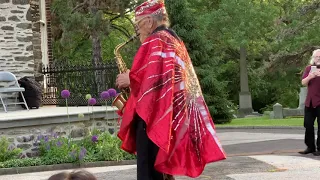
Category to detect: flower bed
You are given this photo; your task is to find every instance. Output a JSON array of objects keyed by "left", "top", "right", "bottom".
[
  {"left": 0, "top": 89, "right": 135, "bottom": 169},
  {"left": 0, "top": 130, "right": 135, "bottom": 168}
]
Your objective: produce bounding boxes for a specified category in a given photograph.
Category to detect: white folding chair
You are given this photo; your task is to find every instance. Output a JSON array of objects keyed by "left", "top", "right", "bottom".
[{"left": 0, "top": 72, "right": 29, "bottom": 112}]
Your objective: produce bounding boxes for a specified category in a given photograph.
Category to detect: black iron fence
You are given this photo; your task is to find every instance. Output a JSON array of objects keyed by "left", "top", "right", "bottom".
[{"left": 41, "top": 62, "right": 119, "bottom": 106}]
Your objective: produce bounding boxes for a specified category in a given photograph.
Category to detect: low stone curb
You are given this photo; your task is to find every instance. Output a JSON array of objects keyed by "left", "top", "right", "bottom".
[
  {"left": 0, "top": 160, "right": 136, "bottom": 176},
  {"left": 216, "top": 126, "right": 305, "bottom": 130}
]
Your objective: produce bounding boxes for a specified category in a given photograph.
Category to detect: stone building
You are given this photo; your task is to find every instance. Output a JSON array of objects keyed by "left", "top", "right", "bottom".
[{"left": 0, "top": 0, "right": 53, "bottom": 80}]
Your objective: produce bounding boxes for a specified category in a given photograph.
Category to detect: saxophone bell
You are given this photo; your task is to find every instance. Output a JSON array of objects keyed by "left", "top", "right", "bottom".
[{"left": 112, "top": 93, "right": 127, "bottom": 112}]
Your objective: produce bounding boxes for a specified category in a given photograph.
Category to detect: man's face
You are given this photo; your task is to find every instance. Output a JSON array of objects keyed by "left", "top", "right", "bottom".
[
  {"left": 314, "top": 51, "right": 320, "bottom": 65},
  {"left": 134, "top": 15, "right": 152, "bottom": 43}
]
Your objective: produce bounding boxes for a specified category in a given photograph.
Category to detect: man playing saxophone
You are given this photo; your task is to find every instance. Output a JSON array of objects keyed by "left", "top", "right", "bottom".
[{"left": 115, "top": 1, "right": 226, "bottom": 179}]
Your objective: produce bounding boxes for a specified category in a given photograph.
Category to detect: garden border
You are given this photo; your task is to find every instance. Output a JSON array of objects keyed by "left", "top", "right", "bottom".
[{"left": 0, "top": 160, "right": 136, "bottom": 176}]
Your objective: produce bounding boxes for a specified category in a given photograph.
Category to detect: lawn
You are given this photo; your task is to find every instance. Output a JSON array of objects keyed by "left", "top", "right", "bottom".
[{"left": 215, "top": 116, "right": 315, "bottom": 127}]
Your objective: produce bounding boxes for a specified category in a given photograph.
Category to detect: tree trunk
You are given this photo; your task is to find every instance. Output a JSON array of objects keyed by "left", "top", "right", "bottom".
[
  {"left": 91, "top": 30, "right": 106, "bottom": 94},
  {"left": 238, "top": 45, "right": 253, "bottom": 117},
  {"left": 91, "top": 31, "right": 102, "bottom": 65},
  {"left": 90, "top": 4, "right": 105, "bottom": 94}
]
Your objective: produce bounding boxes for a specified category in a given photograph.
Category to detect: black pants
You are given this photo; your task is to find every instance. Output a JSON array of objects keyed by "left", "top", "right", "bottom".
[
  {"left": 136, "top": 116, "right": 164, "bottom": 180},
  {"left": 304, "top": 105, "right": 320, "bottom": 151}
]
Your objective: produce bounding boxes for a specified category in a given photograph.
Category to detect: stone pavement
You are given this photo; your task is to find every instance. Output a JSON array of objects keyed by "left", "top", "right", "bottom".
[
  {"left": 1, "top": 154, "right": 319, "bottom": 180},
  {"left": 0, "top": 128, "right": 318, "bottom": 180},
  {"left": 218, "top": 129, "right": 305, "bottom": 156},
  {"left": 228, "top": 154, "right": 320, "bottom": 180}
]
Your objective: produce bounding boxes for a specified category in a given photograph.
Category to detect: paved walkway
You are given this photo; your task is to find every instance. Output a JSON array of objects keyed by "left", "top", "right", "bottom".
[
  {"left": 0, "top": 128, "right": 317, "bottom": 180},
  {"left": 228, "top": 155, "right": 320, "bottom": 180},
  {"left": 1, "top": 154, "right": 319, "bottom": 180}
]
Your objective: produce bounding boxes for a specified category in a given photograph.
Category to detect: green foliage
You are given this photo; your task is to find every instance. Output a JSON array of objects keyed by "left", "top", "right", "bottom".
[
  {"left": 196, "top": 65, "right": 234, "bottom": 123},
  {"left": 37, "top": 130, "right": 135, "bottom": 166},
  {"left": 0, "top": 137, "right": 22, "bottom": 162},
  {"left": 271, "top": 1, "right": 320, "bottom": 53},
  {"left": 166, "top": 0, "right": 233, "bottom": 123},
  {"left": 216, "top": 116, "right": 305, "bottom": 127},
  {"left": 264, "top": 68, "right": 301, "bottom": 109},
  {"left": 166, "top": 0, "right": 211, "bottom": 65},
  {"left": 0, "top": 130, "right": 135, "bottom": 168},
  {"left": 201, "top": 0, "right": 279, "bottom": 111},
  {"left": 50, "top": 0, "right": 320, "bottom": 118},
  {"left": 206, "top": 0, "right": 278, "bottom": 48},
  {"left": 195, "top": 0, "right": 319, "bottom": 112},
  {"left": 0, "top": 157, "right": 44, "bottom": 168},
  {"left": 51, "top": 0, "right": 138, "bottom": 64},
  {"left": 91, "top": 132, "right": 133, "bottom": 161},
  {"left": 101, "top": 30, "right": 140, "bottom": 64},
  {"left": 39, "top": 135, "right": 76, "bottom": 163}
]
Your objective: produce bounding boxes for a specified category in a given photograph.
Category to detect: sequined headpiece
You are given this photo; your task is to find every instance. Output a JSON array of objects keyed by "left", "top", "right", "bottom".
[{"left": 135, "top": 0, "right": 166, "bottom": 17}]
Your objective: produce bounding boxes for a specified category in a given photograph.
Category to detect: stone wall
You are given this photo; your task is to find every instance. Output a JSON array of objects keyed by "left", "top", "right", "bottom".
[
  {"left": 44, "top": 0, "right": 53, "bottom": 64},
  {"left": 0, "top": 117, "right": 119, "bottom": 158},
  {"left": 29, "top": 0, "right": 42, "bottom": 78},
  {"left": 269, "top": 87, "right": 306, "bottom": 119},
  {"left": 0, "top": 0, "right": 34, "bottom": 78}
]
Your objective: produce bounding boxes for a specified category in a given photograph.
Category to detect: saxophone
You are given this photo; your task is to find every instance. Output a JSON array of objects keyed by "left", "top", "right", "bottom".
[{"left": 112, "top": 35, "right": 137, "bottom": 112}]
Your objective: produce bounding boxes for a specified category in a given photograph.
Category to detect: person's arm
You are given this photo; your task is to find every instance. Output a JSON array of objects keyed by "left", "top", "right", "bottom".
[
  {"left": 302, "top": 74, "right": 315, "bottom": 86},
  {"left": 301, "top": 66, "right": 317, "bottom": 86}
]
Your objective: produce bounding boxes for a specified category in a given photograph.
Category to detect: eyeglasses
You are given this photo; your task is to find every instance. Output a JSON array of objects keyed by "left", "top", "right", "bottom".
[{"left": 133, "top": 16, "right": 149, "bottom": 30}]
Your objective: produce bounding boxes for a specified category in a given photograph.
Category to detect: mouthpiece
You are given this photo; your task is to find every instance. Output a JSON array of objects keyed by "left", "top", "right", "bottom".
[{"left": 125, "top": 34, "right": 139, "bottom": 44}]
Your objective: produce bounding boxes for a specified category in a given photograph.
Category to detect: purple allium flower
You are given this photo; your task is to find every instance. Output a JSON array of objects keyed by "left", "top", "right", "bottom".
[
  {"left": 100, "top": 91, "right": 110, "bottom": 100},
  {"left": 56, "top": 141, "right": 62, "bottom": 147},
  {"left": 107, "top": 88, "right": 117, "bottom": 97},
  {"left": 37, "top": 135, "right": 43, "bottom": 141},
  {"left": 79, "top": 147, "right": 87, "bottom": 160},
  {"left": 53, "top": 133, "right": 58, "bottom": 139},
  {"left": 61, "top": 90, "right": 70, "bottom": 99},
  {"left": 44, "top": 136, "right": 49, "bottom": 142},
  {"left": 88, "top": 98, "right": 97, "bottom": 106},
  {"left": 91, "top": 135, "right": 98, "bottom": 143},
  {"left": 69, "top": 150, "right": 76, "bottom": 159}
]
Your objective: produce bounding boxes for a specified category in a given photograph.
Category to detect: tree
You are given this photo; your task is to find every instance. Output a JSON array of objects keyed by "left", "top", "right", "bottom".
[
  {"left": 51, "top": 0, "right": 139, "bottom": 92},
  {"left": 52, "top": 0, "right": 137, "bottom": 65},
  {"left": 166, "top": 0, "right": 233, "bottom": 123},
  {"left": 203, "top": 0, "right": 278, "bottom": 117},
  {"left": 261, "top": 0, "right": 320, "bottom": 109},
  {"left": 268, "top": 0, "right": 320, "bottom": 67},
  {"left": 49, "top": 0, "right": 320, "bottom": 118}
]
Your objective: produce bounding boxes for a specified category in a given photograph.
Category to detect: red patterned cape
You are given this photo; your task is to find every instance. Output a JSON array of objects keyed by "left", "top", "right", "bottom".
[{"left": 117, "top": 30, "right": 226, "bottom": 178}]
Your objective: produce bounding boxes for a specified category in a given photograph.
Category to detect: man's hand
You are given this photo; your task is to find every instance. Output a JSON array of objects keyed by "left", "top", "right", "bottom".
[
  {"left": 308, "top": 72, "right": 317, "bottom": 79},
  {"left": 309, "top": 70, "right": 320, "bottom": 79},
  {"left": 116, "top": 70, "right": 130, "bottom": 89}
]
